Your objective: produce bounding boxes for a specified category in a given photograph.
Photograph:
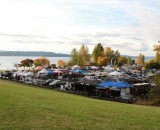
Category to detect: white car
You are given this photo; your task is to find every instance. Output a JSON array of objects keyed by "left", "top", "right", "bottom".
[{"left": 49, "top": 80, "right": 61, "bottom": 86}]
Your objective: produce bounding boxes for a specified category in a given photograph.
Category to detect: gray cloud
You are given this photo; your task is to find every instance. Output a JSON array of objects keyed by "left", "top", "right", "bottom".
[
  {"left": 0, "top": 33, "right": 59, "bottom": 45},
  {"left": 128, "top": 37, "right": 145, "bottom": 41},
  {"left": 11, "top": 39, "right": 65, "bottom": 45},
  {"left": 0, "top": 33, "right": 49, "bottom": 39}
]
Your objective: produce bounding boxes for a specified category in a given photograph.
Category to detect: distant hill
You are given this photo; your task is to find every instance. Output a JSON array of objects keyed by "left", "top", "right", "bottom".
[
  {"left": 0, "top": 50, "right": 70, "bottom": 57},
  {"left": 0, "top": 50, "right": 154, "bottom": 61}
]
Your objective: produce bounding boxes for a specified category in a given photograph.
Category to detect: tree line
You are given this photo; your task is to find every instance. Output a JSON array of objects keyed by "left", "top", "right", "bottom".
[
  {"left": 16, "top": 42, "right": 160, "bottom": 70},
  {"left": 69, "top": 43, "right": 135, "bottom": 67}
]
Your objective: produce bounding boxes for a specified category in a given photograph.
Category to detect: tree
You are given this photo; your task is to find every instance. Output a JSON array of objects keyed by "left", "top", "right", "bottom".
[
  {"left": 85, "top": 45, "right": 90, "bottom": 63},
  {"left": 69, "top": 48, "right": 78, "bottom": 66},
  {"left": 34, "top": 57, "right": 50, "bottom": 67},
  {"left": 155, "top": 52, "right": 160, "bottom": 63},
  {"left": 57, "top": 60, "right": 66, "bottom": 67},
  {"left": 153, "top": 41, "right": 160, "bottom": 52},
  {"left": 145, "top": 60, "right": 160, "bottom": 70},
  {"left": 113, "top": 50, "right": 120, "bottom": 65},
  {"left": 153, "top": 41, "right": 160, "bottom": 63},
  {"left": 20, "top": 59, "right": 34, "bottom": 70},
  {"left": 104, "top": 47, "right": 114, "bottom": 65},
  {"left": 148, "top": 74, "right": 160, "bottom": 105},
  {"left": 77, "top": 44, "right": 90, "bottom": 66},
  {"left": 117, "top": 56, "right": 128, "bottom": 66},
  {"left": 97, "top": 56, "right": 109, "bottom": 66},
  {"left": 50, "top": 64, "right": 56, "bottom": 68},
  {"left": 127, "top": 57, "right": 132, "bottom": 65},
  {"left": 14, "top": 63, "right": 20, "bottom": 70},
  {"left": 104, "top": 47, "right": 120, "bottom": 65},
  {"left": 136, "top": 53, "right": 145, "bottom": 65},
  {"left": 92, "top": 43, "right": 104, "bottom": 64}
]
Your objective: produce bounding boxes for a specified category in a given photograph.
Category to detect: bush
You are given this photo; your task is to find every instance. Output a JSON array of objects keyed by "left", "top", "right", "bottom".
[{"left": 148, "top": 74, "right": 160, "bottom": 105}]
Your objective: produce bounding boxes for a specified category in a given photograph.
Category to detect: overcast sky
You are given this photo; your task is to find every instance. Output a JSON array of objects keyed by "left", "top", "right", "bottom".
[{"left": 0, "top": 0, "right": 160, "bottom": 56}]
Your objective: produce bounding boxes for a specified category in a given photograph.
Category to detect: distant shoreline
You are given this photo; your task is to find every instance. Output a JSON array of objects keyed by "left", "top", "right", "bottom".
[
  {"left": 0, "top": 51, "right": 154, "bottom": 60},
  {"left": 0, "top": 55, "right": 70, "bottom": 57},
  {"left": 0, "top": 51, "right": 70, "bottom": 57}
]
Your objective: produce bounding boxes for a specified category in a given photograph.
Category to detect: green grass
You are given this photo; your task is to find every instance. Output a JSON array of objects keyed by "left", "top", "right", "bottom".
[{"left": 0, "top": 79, "right": 160, "bottom": 130}]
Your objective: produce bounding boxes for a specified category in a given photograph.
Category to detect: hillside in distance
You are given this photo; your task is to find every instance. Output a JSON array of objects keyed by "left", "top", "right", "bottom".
[
  {"left": 0, "top": 50, "right": 154, "bottom": 61},
  {"left": 0, "top": 50, "right": 70, "bottom": 57}
]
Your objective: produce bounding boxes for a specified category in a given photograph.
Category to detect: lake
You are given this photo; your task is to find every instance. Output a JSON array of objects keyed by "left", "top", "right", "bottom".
[
  {"left": 0, "top": 56, "right": 70, "bottom": 70},
  {"left": 0, "top": 56, "right": 154, "bottom": 70}
]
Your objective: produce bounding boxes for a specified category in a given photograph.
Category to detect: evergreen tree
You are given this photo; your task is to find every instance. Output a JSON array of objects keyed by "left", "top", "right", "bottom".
[
  {"left": 92, "top": 43, "right": 104, "bottom": 64},
  {"left": 69, "top": 48, "right": 78, "bottom": 65},
  {"left": 127, "top": 57, "right": 132, "bottom": 65},
  {"left": 84, "top": 45, "right": 90, "bottom": 63}
]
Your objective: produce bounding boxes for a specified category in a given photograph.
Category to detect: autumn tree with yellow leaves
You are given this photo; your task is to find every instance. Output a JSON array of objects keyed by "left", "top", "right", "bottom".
[
  {"left": 77, "top": 44, "right": 90, "bottom": 66},
  {"left": 57, "top": 60, "right": 66, "bottom": 67},
  {"left": 34, "top": 57, "right": 50, "bottom": 67}
]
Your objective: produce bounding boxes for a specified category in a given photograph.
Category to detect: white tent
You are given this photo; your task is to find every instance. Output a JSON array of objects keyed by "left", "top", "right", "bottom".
[
  {"left": 53, "top": 69, "right": 62, "bottom": 73},
  {"left": 25, "top": 72, "right": 34, "bottom": 77},
  {"left": 38, "top": 69, "right": 47, "bottom": 74},
  {"left": 13, "top": 71, "right": 34, "bottom": 77},
  {"left": 72, "top": 65, "right": 80, "bottom": 69},
  {"left": 91, "top": 66, "right": 99, "bottom": 70},
  {"left": 109, "top": 71, "right": 122, "bottom": 76},
  {"left": 104, "top": 66, "right": 114, "bottom": 71}
]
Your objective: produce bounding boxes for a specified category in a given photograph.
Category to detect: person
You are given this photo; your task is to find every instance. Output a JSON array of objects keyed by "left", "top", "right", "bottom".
[{"left": 106, "top": 88, "right": 110, "bottom": 96}]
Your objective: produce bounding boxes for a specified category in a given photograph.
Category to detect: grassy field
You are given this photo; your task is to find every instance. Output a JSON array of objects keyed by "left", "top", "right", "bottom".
[{"left": 0, "top": 79, "right": 160, "bottom": 130}]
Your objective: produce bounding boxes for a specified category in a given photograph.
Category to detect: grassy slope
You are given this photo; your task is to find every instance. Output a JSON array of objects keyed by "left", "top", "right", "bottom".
[{"left": 0, "top": 79, "right": 160, "bottom": 130}]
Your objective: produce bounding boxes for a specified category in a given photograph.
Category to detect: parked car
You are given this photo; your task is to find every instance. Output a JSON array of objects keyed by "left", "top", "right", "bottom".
[
  {"left": 49, "top": 80, "right": 65, "bottom": 88},
  {"left": 0, "top": 71, "right": 12, "bottom": 79},
  {"left": 44, "top": 79, "right": 55, "bottom": 86},
  {"left": 120, "top": 95, "right": 136, "bottom": 103}
]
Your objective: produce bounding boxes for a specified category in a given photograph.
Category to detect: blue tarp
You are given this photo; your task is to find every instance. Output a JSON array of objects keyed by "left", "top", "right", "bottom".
[{"left": 98, "top": 81, "right": 133, "bottom": 88}]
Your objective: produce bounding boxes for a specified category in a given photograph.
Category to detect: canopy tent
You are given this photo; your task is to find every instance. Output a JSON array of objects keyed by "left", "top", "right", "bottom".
[
  {"left": 90, "top": 66, "right": 99, "bottom": 70},
  {"left": 70, "top": 69, "right": 86, "bottom": 74},
  {"left": 53, "top": 69, "right": 62, "bottom": 73},
  {"left": 74, "top": 69, "right": 86, "bottom": 74},
  {"left": 109, "top": 71, "right": 122, "bottom": 76},
  {"left": 44, "top": 70, "right": 55, "bottom": 75},
  {"left": 98, "top": 81, "right": 133, "bottom": 88},
  {"left": 104, "top": 66, "right": 114, "bottom": 71},
  {"left": 24, "top": 72, "right": 34, "bottom": 77},
  {"left": 38, "top": 69, "right": 55, "bottom": 75},
  {"left": 13, "top": 71, "right": 34, "bottom": 77},
  {"left": 72, "top": 65, "right": 80, "bottom": 69}
]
